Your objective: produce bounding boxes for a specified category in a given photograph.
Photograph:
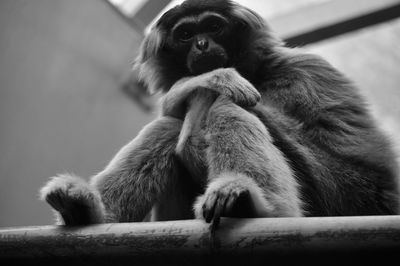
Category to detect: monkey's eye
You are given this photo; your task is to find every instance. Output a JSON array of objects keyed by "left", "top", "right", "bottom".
[
  {"left": 202, "top": 16, "right": 227, "bottom": 34},
  {"left": 175, "top": 28, "right": 195, "bottom": 42},
  {"left": 209, "top": 22, "right": 222, "bottom": 33},
  {"left": 210, "top": 23, "right": 222, "bottom": 32}
]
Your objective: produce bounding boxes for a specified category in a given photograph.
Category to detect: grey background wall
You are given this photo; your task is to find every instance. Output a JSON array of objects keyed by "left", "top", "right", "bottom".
[
  {"left": 0, "top": 0, "right": 155, "bottom": 226},
  {"left": 0, "top": 0, "right": 399, "bottom": 227}
]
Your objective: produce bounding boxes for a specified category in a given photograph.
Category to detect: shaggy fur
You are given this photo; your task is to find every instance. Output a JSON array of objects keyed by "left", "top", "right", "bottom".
[{"left": 40, "top": 0, "right": 399, "bottom": 225}]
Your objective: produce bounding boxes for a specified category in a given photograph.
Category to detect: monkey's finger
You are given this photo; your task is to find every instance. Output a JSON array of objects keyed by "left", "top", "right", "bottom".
[
  {"left": 203, "top": 193, "right": 218, "bottom": 223},
  {"left": 236, "top": 89, "right": 261, "bottom": 107},
  {"left": 211, "top": 194, "right": 228, "bottom": 231},
  {"left": 224, "top": 192, "right": 239, "bottom": 214}
]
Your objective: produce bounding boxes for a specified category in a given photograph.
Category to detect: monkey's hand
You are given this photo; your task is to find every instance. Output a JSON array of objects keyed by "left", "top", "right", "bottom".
[
  {"left": 193, "top": 174, "right": 272, "bottom": 230},
  {"left": 162, "top": 68, "right": 261, "bottom": 118},
  {"left": 203, "top": 68, "right": 261, "bottom": 106}
]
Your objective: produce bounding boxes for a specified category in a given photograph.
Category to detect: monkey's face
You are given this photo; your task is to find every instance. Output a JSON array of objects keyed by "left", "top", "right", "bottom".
[
  {"left": 167, "top": 12, "right": 232, "bottom": 75},
  {"left": 135, "top": 0, "right": 267, "bottom": 92}
]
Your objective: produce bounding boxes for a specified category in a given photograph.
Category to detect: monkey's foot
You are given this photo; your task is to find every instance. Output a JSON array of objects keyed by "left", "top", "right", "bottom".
[
  {"left": 40, "top": 174, "right": 105, "bottom": 225},
  {"left": 194, "top": 173, "right": 272, "bottom": 230}
]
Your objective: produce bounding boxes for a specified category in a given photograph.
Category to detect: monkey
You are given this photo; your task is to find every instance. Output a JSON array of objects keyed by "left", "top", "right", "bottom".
[{"left": 40, "top": 0, "right": 399, "bottom": 227}]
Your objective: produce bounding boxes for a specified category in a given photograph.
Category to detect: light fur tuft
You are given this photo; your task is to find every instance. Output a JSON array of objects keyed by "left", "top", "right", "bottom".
[{"left": 134, "top": 27, "right": 167, "bottom": 93}]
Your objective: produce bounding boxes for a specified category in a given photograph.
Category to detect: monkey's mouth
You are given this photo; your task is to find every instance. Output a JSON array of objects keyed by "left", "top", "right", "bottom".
[{"left": 188, "top": 53, "right": 227, "bottom": 75}]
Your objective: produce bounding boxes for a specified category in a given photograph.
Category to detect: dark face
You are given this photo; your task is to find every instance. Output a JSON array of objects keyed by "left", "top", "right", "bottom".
[{"left": 166, "top": 12, "right": 233, "bottom": 75}]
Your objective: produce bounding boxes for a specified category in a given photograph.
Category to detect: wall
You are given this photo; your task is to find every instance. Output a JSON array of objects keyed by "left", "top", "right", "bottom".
[{"left": 0, "top": 0, "right": 154, "bottom": 226}]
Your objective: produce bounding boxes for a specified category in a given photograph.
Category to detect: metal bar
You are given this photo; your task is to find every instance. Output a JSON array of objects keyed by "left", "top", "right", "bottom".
[
  {"left": 270, "top": 0, "right": 400, "bottom": 46},
  {"left": 1, "top": 216, "right": 400, "bottom": 265}
]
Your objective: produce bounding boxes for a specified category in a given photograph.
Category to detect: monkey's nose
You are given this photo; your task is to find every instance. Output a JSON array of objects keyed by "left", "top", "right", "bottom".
[{"left": 196, "top": 38, "right": 209, "bottom": 51}]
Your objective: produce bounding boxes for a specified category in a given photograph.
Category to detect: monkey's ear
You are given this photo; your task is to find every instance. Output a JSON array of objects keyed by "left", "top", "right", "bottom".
[
  {"left": 231, "top": 3, "right": 265, "bottom": 29},
  {"left": 134, "top": 26, "right": 167, "bottom": 93}
]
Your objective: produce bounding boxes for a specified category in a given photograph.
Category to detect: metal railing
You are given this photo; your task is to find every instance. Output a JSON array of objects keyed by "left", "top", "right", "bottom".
[{"left": 1, "top": 216, "right": 399, "bottom": 265}]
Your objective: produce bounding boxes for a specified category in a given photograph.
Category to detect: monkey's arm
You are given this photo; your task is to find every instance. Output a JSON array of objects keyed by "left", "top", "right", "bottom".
[
  {"left": 161, "top": 68, "right": 260, "bottom": 118},
  {"left": 90, "top": 117, "right": 184, "bottom": 222},
  {"left": 41, "top": 117, "right": 184, "bottom": 224},
  {"left": 194, "top": 96, "right": 303, "bottom": 228}
]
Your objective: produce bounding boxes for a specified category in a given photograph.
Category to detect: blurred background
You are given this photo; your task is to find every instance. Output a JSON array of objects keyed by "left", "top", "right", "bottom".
[{"left": 0, "top": 0, "right": 399, "bottom": 227}]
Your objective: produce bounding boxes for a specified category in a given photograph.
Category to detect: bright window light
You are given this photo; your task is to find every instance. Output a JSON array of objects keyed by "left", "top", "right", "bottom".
[{"left": 108, "top": 0, "right": 148, "bottom": 16}]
